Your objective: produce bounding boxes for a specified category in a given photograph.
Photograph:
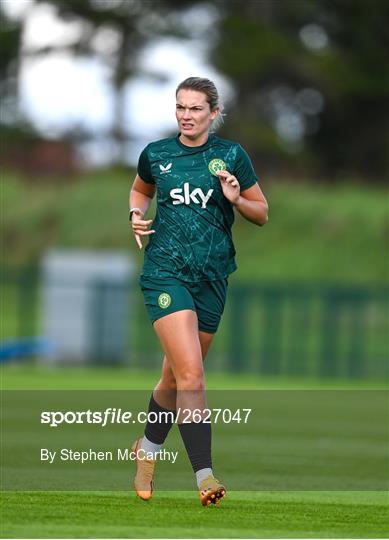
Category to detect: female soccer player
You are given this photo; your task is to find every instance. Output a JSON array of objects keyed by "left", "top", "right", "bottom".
[{"left": 129, "top": 77, "right": 268, "bottom": 506}]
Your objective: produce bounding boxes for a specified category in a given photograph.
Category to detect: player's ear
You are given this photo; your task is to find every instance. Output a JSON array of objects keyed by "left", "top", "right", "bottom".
[{"left": 210, "top": 107, "right": 220, "bottom": 120}]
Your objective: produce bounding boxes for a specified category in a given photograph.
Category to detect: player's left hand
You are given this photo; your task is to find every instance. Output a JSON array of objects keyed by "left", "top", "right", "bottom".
[{"left": 216, "top": 170, "right": 240, "bottom": 205}]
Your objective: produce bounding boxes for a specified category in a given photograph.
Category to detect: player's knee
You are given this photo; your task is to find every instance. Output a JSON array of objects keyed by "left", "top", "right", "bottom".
[{"left": 176, "top": 370, "right": 205, "bottom": 391}]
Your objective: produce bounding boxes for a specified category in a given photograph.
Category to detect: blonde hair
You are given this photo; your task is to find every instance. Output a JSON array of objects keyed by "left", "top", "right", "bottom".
[{"left": 176, "top": 77, "right": 225, "bottom": 130}]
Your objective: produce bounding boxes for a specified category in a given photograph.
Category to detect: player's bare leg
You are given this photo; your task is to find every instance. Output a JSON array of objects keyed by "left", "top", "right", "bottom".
[
  {"left": 154, "top": 310, "right": 206, "bottom": 413},
  {"left": 153, "top": 329, "right": 214, "bottom": 409}
]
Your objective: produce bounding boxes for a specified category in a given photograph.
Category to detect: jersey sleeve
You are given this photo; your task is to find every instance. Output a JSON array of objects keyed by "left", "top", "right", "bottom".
[
  {"left": 233, "top": 145, "right": 258, "bottom": 191},
  {"left": 137, "top": 146, "right": 155, "bottom": 184}
]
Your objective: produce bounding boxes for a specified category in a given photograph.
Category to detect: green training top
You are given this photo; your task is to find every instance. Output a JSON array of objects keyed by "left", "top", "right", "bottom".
[{"left": 137, "top": 133, "right": 258, "bottom": 282}]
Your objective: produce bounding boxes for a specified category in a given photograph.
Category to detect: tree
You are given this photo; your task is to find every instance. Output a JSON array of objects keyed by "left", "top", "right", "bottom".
[
  {"left": 28, "top": 0, "right": 207, "bottom": 162},
  {"left": 0, "top": 6, "right": 23, "bottom": 125},
  {"left": 210, "top": 0, "right": 389, "bottom": 180}
]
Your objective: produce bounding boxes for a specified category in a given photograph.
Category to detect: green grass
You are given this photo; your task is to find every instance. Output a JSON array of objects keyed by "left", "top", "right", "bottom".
[
  {"left": 2, "top": 364, "right": 387, "bottom": 390},
  {"left": 2, "top": 170, "right": 387, "bottom": 283},
  {"left": 1, "top": 366, "right": 388, "bottom": 538},
  {"left": 1, "top": 491, "right": 388, "bottom": 538}
]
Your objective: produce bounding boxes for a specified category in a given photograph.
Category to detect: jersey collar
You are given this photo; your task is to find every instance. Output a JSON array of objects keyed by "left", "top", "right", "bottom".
[{"left": 176, "top": 133, "right": 215, "bottom": 152}]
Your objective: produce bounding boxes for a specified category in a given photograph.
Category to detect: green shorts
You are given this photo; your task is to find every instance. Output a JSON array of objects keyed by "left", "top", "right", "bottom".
[{"left": 139, "top": 276, "right": 228, "bottom": 334}]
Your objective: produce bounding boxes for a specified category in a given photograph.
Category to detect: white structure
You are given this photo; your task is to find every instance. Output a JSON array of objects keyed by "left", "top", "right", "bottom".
[{"left": 41, "top": 250, "right": 133, "bottom": 363}]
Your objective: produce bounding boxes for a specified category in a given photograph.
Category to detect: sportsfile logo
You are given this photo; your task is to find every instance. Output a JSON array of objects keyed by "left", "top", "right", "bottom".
[
  {"left": 159, "top": 162, "right": 172, "bottom": 174},
  {"left": 170, "top": 183, "right": 213, "bottom": 209}
]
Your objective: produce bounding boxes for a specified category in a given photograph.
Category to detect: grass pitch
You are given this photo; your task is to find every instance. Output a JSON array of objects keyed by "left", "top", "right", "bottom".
[
  {"left": 1, "top": 365, "right": 388, "bottom": 538},
  {"left": 2, "top": 491, "right": 388, "bottom": 538}
]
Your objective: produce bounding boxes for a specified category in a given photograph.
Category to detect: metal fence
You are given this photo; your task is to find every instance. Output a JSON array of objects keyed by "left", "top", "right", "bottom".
[
  {"left": 225, "top": 283, "right": 388, "bottom": 379},
  {"left": 1, "top": 267, "right": 388, "bottom": 379}
]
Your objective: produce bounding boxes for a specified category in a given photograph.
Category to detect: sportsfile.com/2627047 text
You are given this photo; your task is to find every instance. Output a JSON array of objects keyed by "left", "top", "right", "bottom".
[{"left": 40, "top": 408, "right": 252, "bottom": 427}]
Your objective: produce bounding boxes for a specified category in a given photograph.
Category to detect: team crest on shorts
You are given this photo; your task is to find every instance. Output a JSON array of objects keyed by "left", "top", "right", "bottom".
[
  {"left": 208, "top": 158, "right": 226, "bottom": 176},
  {"left": 158, "top": 292, "right": 171, "bottom": 309}
]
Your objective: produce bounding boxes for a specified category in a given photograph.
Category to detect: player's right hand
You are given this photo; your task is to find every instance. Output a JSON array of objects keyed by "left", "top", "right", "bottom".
[{"left": 131, "top": 210, "right": 155, "bottom": 250}]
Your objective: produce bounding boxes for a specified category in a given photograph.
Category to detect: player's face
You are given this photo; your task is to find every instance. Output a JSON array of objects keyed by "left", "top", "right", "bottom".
[{"left": 176, "top": 89, "right": 219, "bottom": 144}]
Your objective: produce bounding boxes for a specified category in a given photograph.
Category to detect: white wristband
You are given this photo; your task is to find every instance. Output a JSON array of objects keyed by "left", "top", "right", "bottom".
[{"left": 129, "top": 207, "right": 144, "bottom": 221}]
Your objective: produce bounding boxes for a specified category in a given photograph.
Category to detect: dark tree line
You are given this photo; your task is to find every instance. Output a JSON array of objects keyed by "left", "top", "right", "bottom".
[
  {"left": 211, "top": 0, "right": 389, "bottom": 180},
  {"left": 1, "top": 0, "right": 388, "bottom": 180}
]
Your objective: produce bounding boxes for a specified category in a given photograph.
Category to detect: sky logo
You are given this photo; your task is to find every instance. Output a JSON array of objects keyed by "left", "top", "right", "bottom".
[{"left": 170, "top": 183, "right": 213, "bottom": 209}]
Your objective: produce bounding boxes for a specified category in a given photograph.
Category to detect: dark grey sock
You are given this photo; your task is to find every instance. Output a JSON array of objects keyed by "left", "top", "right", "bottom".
[
  {"left": 144, "top": 394, "right": 176, "bottom": 444},
  {"left": 178, "top": 421, "right": 212, "bottom": 472}
]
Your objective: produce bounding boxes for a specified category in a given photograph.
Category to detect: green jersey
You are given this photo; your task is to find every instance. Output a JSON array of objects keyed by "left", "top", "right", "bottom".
[{"left": 137, "top": 133, "right": 258, "bottom": 282}]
